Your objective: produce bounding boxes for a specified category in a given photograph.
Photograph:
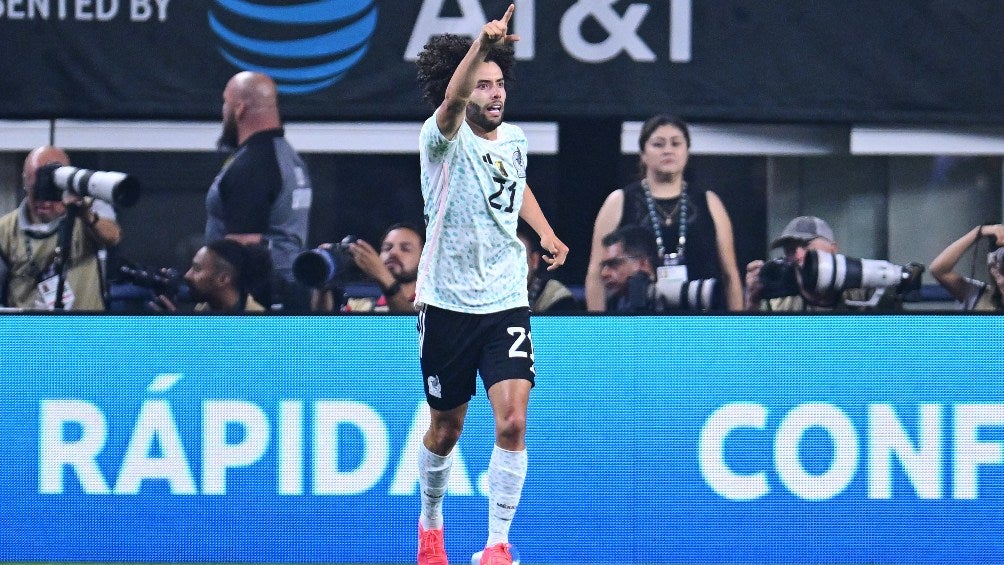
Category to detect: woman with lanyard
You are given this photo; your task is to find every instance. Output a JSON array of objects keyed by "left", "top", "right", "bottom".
[{"left": 585, "top": 114, "right": 744, "bottom": 312}]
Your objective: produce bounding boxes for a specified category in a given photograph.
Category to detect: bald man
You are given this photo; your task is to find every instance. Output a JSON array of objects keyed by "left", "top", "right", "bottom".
[
  {"left": 206, "top": 71, "right": 314, "bottom": 312},
  {"left": 0, "top": 146, "right": 122, "bottom": 310}
]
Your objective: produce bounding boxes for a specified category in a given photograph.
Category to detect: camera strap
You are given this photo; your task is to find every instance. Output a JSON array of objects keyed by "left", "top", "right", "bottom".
[
  {"left": 52, "top": 204, "right": 79, "bottom": 310},
  {"left": 23, "top": 231, "right": 56, "bottom": 281},
  {"left": 641, "top": 179, "right": 688, "bottom": 266}
]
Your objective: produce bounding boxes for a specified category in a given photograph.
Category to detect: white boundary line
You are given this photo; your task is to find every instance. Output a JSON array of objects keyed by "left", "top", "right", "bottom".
[
  {"left": 4, "top": 120, "right": 1004, "bottom": 156},
  {"left": 47, "top": 120, "right": 558, "bottom": 154}
]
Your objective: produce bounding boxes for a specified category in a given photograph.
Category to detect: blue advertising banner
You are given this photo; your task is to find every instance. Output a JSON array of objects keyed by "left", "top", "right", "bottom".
[
  {"left": 1, "top": 1, "right": 1002, "bottom": 123},
  {"left": 2, "top": 314, "right": 1003, "bottom": 564}
]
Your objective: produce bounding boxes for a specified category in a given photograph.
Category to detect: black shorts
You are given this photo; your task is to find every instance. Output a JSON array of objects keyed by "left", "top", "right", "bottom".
[{"left": 417, "top": 305, "right": 535, "bottom": 411}]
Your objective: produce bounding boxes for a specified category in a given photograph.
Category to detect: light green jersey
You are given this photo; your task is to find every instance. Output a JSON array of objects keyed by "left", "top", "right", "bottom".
[{"left": 416, "top": 114, "right": 529, "bottom": 313}]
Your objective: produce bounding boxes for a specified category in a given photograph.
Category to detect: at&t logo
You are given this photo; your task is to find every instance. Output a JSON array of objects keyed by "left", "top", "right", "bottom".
[{"left": 208, "top": 0, "right": 378, "bottom": 94}]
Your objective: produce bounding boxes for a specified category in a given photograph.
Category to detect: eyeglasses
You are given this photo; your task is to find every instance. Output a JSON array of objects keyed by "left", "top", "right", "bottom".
[{"left": 600, "top": 255, "right": 641, "bottom": 269}]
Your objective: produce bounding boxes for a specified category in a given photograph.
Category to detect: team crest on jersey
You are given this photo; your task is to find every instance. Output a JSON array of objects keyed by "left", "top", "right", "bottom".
[
  {"left": 512, "top": 148, "right": 526, "bottom": 178},
  {"left": 427, "top": 375, "right": 442, "bottom": 398}
]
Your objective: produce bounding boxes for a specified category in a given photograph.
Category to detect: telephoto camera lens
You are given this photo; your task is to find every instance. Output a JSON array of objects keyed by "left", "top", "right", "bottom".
[
  {"left": 118, "top": 265, "right": 189, "bottom": 302},
  {"left": 292, "top": 236, "right": 360, "bottom": 288},
  {"left": 293, "top": 248, "right": 341, "bottom": 288},
  {"left": 801, "top": 250, "right": 911, "bottom": 294},
  {"left": 41, "top": 164, "right": 142, "bottom": 208},
  {"left": 653, "top": 277, "right": 721, "bottom": 312}
]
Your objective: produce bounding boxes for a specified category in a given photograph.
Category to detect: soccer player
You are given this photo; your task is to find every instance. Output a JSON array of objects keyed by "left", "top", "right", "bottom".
[{"left": 413, "top": 5, "right": 569, "bottom": 565}]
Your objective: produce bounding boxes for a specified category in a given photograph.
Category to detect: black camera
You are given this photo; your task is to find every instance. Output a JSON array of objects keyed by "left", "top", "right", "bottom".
[
  {"left": 758, "top": 259, "right": 800, "bottom": 299},
  {"left": 34, "top": 163, "right": 141, "bottom": 208},
  {"left": 625, "top": 271, "right": 722, "bottom": 312},
  {"left": 292, "top": 235, "right": 360, "bottom": 289},
  {"left": 118, "top": 265, "right": 190, "bottom": 302}
]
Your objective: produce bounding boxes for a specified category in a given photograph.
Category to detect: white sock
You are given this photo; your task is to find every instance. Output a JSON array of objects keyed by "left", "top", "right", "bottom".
[
  {"left": 419, "top": 444, "right": 453, "bottom": 530},
  {"left": 486, "top": 444, "right": 527, "bottom": 546}
]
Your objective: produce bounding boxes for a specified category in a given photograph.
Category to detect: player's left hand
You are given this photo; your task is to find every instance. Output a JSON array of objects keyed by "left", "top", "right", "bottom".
[
  {"left": 539, "top": 233, "right": 569, "bottom": 271},
  {"left": 480, "top": 3, "right": 519, "bottom": 47}
]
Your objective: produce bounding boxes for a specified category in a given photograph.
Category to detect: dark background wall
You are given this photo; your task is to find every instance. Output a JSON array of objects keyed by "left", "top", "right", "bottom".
[
  {"left": 2, "top": 2, "right": 999, "bottom": 297},
  {"left": 5, "top": 2, "right": 1003, "bottom": 126},
  {"left": 58, "top": 120, "right": 766, "bottom": 288}
]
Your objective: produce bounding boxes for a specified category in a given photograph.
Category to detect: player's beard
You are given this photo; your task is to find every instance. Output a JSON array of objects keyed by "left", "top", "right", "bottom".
[
  {"left": 466, "top": 101, "right": 502, "bottom": 134},
  {"left": 217, "top": 111, "right": 239, "bottom": 152}
]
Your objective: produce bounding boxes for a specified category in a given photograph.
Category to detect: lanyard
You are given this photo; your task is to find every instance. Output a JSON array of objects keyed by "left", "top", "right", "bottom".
[
  {"left": 22, "top": 234, "right": 51, "bottom": 276},
  {"left": 641, "top": 179, "right": 687, "bottom": 266}
]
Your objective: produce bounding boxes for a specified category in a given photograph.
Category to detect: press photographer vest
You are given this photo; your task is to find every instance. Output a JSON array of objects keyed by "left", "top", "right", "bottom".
[{"left": 0, "top": 205, "right": 105, "bottom": 310}]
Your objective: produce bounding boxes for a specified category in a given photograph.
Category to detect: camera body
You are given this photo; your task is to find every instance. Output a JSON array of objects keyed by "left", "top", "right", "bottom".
[
  {"left": 292, "top": 235, "right": 360, "bottom": 289},
  {"left": 758, "top": 258, "right": 801, "bottom": 299},
  {"left": 34, "top": 163, "right": 141, "bottom": 208},
  {"left": 118, "top": 265, "right": 190, "bottom": 302}
]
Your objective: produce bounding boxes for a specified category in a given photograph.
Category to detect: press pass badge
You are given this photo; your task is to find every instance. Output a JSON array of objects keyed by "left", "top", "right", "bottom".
[
  {"left": 37, "top": 275, "right": 75, "bottom": 310},
  {"left": 657, "top": 265, "right": 688, "bottom": 282},
  {"left": 654, "top": 253, "right": 686, "bottom": 283}
]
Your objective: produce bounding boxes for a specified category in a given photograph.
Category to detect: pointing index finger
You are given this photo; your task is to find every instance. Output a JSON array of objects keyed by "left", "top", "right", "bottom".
[{"left": 500, "top": 3, "right": 515, "bottom": 26}]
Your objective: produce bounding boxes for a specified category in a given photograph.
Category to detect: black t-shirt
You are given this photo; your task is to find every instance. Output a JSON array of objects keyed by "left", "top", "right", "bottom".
[{"left": 216, "top": 129, "right": 285, "bottom": 234}]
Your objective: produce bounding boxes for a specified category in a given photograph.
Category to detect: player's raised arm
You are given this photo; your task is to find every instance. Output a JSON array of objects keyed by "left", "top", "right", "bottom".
[{"left": 437, "top": 4, "right": 519, "bottom": 139}]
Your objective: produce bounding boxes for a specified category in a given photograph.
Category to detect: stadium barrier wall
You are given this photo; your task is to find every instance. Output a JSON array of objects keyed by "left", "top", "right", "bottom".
[{"left": 3, "top": 314, "right": 1002, "bottom": 564}]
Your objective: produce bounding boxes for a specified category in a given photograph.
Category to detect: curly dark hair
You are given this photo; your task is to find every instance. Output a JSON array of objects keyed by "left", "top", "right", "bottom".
[
  {"left": 415, "top": 33, "right": 516, "bottom": 108},
  {"left": 206, "top": 238, "right": 272, "bottom": 296}
]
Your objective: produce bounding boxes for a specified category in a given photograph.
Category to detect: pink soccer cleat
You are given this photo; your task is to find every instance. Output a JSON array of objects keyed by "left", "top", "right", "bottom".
[
  {"left": 418, "top": 522, "right": 449, "bottom": 565},
  {"left": 479, "top": 542, "right": 513, "bottom": 565}
]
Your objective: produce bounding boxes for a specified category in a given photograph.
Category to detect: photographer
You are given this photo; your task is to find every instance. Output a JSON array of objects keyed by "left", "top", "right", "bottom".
[
  {"left": 745, "top": 215, "right": 904, "bottom": 312},
  {"left": 599, "top": 225, "right": 658, "bottom": 312},
  {"left": 0, "top": 146, "right": 121, "bottom": 311},
  {"left": 310, "top": 222, "right": 424, "bottom": 313},
  {"left": 930, "top": 224, "right": 1004, "bottom": 311},
  {"left": 150, "top": 239, "right": 270, "bottom": 313},
  {"left": 600, "top": 224, "right": 722, "bottom": 313}
]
